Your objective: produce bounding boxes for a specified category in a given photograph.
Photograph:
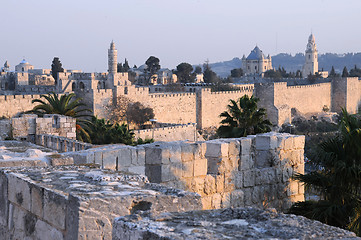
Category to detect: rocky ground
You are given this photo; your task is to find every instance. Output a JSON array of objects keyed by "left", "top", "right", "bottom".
[{"left": 114, "top": 207, "right": 360, "bottom": 240}]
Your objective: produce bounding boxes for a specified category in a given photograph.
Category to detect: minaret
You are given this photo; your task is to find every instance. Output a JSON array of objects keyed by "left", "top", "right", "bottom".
[
  {"left": 302, "top": 34, "right": 318, "bottom": 77},
  {"left": 108, "top": 41, "right": 117, "bottom": 75}
]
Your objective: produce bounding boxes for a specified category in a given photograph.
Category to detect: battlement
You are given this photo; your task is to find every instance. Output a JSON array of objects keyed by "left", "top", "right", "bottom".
[
  {"left": 286, "top": 82, "right": 331, "bottom": 89},
  {"left": 149, "top": 92, "right": 196, "bottom": 98},
  {"left": 0, "top": 94, "right": 42, "bottom": 101}
]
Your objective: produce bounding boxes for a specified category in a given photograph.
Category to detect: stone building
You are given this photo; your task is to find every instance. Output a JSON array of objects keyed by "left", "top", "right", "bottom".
[
  {"left": 15, "top": 59, "right": 34, "bottom": 72},
  {"left": 242, "top": 46, "right": 273, "bottom": 76},
  {"left": 302, "top": 34, "right": 318, "bottom": 77}
]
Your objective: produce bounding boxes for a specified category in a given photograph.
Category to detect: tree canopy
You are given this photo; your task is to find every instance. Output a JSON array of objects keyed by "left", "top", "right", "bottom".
[
  {"left": 126, "top": 102, "right": 155, "bottom": 126},
  {"left": 289, "top": 110, "right": 361, "bottom": 236},
  {"left": 51, "top": 57, "right": 64, "bottom": 81},
  {"left": 203, "top": 62, "right": 218, "bottom": 83},
  {"left": 217, "top": 95, "right": 272, "bottom": 138},
  {"left": 175, "top": 62, "right": 195, "bottom": 83},
  {"left": 230, "top": 68, "right": 244, "bottom": 78},
  {"left": 145, "top": 56, "right": 160, "bottom": 75},
  {"left": 342, "top": 66, "right": 349, "bottom": 77}
]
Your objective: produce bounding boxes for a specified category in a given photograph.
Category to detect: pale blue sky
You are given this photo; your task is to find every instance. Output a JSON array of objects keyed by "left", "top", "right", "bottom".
[{"left": 1, "top": 0, "right": 360, "bottom": 72}]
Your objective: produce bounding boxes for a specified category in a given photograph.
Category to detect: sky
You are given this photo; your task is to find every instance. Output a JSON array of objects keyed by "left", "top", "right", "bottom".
[{"left": 1, "top": 0, "right": 361, "bottom": 72}]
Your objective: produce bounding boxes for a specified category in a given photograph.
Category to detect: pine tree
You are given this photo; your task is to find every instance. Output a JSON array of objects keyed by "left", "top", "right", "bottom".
[
  {"left": 123, "top": 58, "right": 130, "bottom": 72},
  {"left": 342, "top": 66, "right": 349, "bottom": 77},
  {"left": 329, "top": 66, "right": 336, "bottom": 77},
  {"left": 51, "top": 57, "right": 64, "bottom": 81}
]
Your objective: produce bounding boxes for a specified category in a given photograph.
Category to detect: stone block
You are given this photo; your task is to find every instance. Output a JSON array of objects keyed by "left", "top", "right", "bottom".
[
  {"left": 182, "top": 161, "right": 194, "bottom": 178},
  {"left": 130, "top": 147, "right": 138, "bottom": 166},
  {"left": 136, "top": 147, "right": 145, "bottom": 165},
  {"left": 239, "top": 137, "right": 253, "bottom": 155},
  {"left": 181, "top": 143, "right": 195, "bottom": 162},
  {"left": 49, "top": 156, "right": 74, "bottom": 166},
  {"left": 34, "top": 219, "right": 63, "bottom": 240},
  {"left": 255, "top": 168, "right": 275, "bottom": 185},
  {"left": 169, "top": 144, "right": 182, "bottom": 163},
  {"left": 243, "top": 188, "right": 253, "bottom": 206},
  {"left": 243, "top": 170, "right": 255, "bottom": 187},
  {"left": 161, "top": 164, "right": 176, "bottom": 182},
  {"left": 212, "top": 193, "right": 222, "bottom": 209},
  {"left": 251, "top": 186, "right": 262, "bottom": 204},
  {"left": 282, "top": 167, "right": 293, "bottom": 183},
  {"left": 127, "top": 166, "right": 145, "bottom": 176},
  {"left": 191, "top": 177, "right": 205, "bottom": 195},
  {"left": 31, "top": 185, "right": 44, "bottom": 218},
  {"left": 43, "top": 189, "right": 67, "bottom": 230},
  {"left": 228, "top": 140, "right": 240, "bottom": 157},
  {"left": 102, "top": 150, "right": 117, "bottom": 170},
  {"left": 255, "top": 134, "right": 278, "bottom": 150},
  {"left": 204, "top": 175, "right": 216, "bottom": 195},
  {"left": 290, "top": 194, "right": 305, "bottom": 203},
  {"left": 233, "top": 172, "right": 243, "bottom": 189},
  {"left": 9, "top": 204, "right": 26, "bottom": 239},
  {"left": 193, "top": 158, "right": 207, "bottom": 176},
  {"left": 0, "top": 172, "right": 8, "bottom": 227},
  {"left": 239, "top": 154, "right": 254, "bottom": 171},
  {"left": 215, "top": 174, "right": 224, "bottom": 193},
  {"left": 8, "top": 173, "right": 31, "bottom": 211},
  {"left": 221, "top": 192, "right": 231, "bottom": 208},
  {"left": 145, "top": 146, "right": 169, "bottom": 165},
  {"left": 231, "top": 190, "right": 244, "bottom": 208},
  {"left": 145, "top": 165, "right": 162, "bottom": 183},
  {"left": 205, "top": 141, "right": 229, "bottom": 158},
  {"left": 201, "top": 196, "right": 212, "bottom": 210},
  {"left": 287, "top": 181, "right": 299, "bottom": 196},
  {"left": 293, "top": 135, "right": 305, "bottom": 149},
  {"left": 299, "top": 182, "right": 305, "bottom": 195},
  {"left": 117, "top": 147, "right": 132, "bottom": 168},
  {"left": 255, "top": 150, "right": 273, "bottom": 168},
  {"left": 94, "top": 151, "right": 103, "bottom": 166}
]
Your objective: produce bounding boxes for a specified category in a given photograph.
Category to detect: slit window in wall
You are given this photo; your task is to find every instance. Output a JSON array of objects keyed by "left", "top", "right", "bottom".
[
  {"left": 124, "top": 87, "right": 128, "bottom": 94},
  {"left": 52, "top": 115, "right": 60, "bottom": 128}
]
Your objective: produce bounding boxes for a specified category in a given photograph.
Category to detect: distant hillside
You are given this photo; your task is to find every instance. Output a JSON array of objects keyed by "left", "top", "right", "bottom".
[{"left": 208, "top": 53, "right": 361, "bottom": 78}]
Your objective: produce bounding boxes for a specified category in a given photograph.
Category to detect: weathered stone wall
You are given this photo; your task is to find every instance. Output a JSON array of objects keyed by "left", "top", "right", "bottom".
[
  {"left": 198, "top": 87, "right": 254, "bottom": 129},
  {"left": 0, "top": 94, "right": 41, "bottom": 118},
  {"left": 65, "top": 133, "right": 305, "bottom": 212},
  {"left": 134, "top": 123, "right": 198, "bottom": 142},
  {"left": 332, "top": 77, "right": 361, "bottom": 113},
  {"left": 143, "top": 133, "right": 304, "bottom": 211},
  {"left": 35, "top": 134, "right": 92, "bottom": 152},
  {"left": 0, "top": 119, "right": 11, "bottom": 140},
  {"left": 0, "top": 166, "right": 201, "bottom": 240}
]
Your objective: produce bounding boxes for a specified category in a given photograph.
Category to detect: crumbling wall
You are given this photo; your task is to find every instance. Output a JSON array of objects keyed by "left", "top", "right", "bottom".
[
  {"left": 65, "top": 133, "right": 305, "bottom": 212},
  {"left": 143, "top": 133, "right": 304, "bottom": 211}
]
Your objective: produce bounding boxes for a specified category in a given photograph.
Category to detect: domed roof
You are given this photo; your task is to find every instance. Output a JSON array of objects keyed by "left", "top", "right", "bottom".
[
  {"left": 246, "top": 46, "right": 265, "bottom": 60},
  {"left": 19, "top": 59, "right": 30, "bottom": 65}
]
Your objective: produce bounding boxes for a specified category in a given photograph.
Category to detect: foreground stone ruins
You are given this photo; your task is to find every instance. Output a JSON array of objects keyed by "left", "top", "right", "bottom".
[{"left": 0, "top": 129, "right": 359, "bottom": 239}]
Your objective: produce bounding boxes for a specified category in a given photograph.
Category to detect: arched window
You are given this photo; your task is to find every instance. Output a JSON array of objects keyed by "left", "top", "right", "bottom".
[
  {"left": 79, "top": 82, "right": 85, "bottom": 90},
  {"left": 72, "top": 82, "right": 76, "bottom": 91},
  {"left": 97, "top": 81, "right": 102, "bottom": 89}
]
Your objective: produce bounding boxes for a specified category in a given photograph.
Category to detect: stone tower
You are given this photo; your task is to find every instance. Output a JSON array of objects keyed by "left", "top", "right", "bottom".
[
  {"left": 108, "top": 41, "right": 117, "bottom": 75},
  {"left": 302, "top": 34, "right": 318, "bottom": 78}
]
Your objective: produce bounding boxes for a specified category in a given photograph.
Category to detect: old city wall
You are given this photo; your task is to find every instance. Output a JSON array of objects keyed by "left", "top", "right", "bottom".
[
  {"left": 65, "top": 133, "right": 305, "bottom": 212},
  {"left": 0, "top": 94, "right": 40, "bottom": 118},
  {"left": 274, "top": 82, "right": 332, "bottom": 114},
  {"left": 134, "top": 124, "right": 198, "bottom": 142},
  {"left": 78, "top": 89, "right": 113, "bottom": 119},
  {"left": 332, "top": 77, "right": 361, "bottom": 113},
  {"left": 198, "top": 86, "right": 254, "bottom": 129}
]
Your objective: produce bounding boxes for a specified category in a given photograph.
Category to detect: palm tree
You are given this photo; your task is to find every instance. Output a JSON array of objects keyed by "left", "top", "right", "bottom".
[
  {"left": 89, "top": 117, "right": 134, "bottom": 145},
  {"left": 217, "top": 95, "right": 272, "bottom": 138},
  {"left": 29, "top": 92, "right": 92, "bottom": 141},
  {"left": 289, "top": 109, "right": 361, "bottom": 236}
]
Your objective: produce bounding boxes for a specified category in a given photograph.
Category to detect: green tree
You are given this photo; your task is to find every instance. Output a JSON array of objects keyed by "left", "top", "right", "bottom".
[
  {"left": 217, "top": 95, "right": 272, "bottom": 138},
  {"left": 51, "top": 57, "right": 64, "bottom": 81},
  {"left": 329, "top": 66, "right": 337, "bottom": 78},
  {"left": 145, "top": 56, "right": 161, "bottom": 76},
  {"left": 289, "top": 110, "right": 361, "bottom": 236},
  {"left": 203, "top": 61, "right": 218, "bottom": 83},
  {"left": 349, "top": 65, "right": 361, "bottom": 77},
  {"left": 342, "top": 66, "right": 349, "bottom": 77},
  {"left": 230, "top": 68, "right": 243, "bottom": 78},
  {"left": 194, "top": 66, "right": 202, "bottom": 74},
  {"left": 117, "top": 63, "right": 124, "bottom": 72},
  {"left": 126, "top": 102, "right": 155, "bottom": 127},
  {"left": 29, "top": 92, "right": 92, "bottom": 141},
  {"left": 89, "top": 117, "right": 134, "bottom": 145},
  {"left": 264, "top": 69, "right": 282, "bottom": 79},
  {"left": 175, "top": 62, "right": 195, "bottom": 83},
  {"left": 123, "top": 58, "right": 130, "bottom": 72}
]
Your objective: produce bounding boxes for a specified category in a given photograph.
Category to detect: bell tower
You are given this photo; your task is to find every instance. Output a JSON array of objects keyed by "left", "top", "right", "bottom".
[
  {"left": 302, "top": 34, "right": 318, "bottom": 78},
  {"left": 108, "top": 41, "right": 117, "bottom": 75}
]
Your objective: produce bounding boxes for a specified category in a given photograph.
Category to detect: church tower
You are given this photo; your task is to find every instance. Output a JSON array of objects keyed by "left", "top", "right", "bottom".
[
  {"left": 108, "top": 41, "right": 117, "bottom": 75},
  {"left": 302, "top": 34, "right": 318, "bottom": 78}
]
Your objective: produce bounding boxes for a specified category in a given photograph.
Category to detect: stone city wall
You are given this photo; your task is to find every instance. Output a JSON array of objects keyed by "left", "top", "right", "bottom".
[
  {"left": 198, "top": 87, "right": 254, "bottom": 129},
  {"left": 0, "top": 94, "right": 41, "bottom": 118},
  {"left": 134, "top": 123, "right": 198, "bottom": 142},
  {"left": 0, "top": 166, "right": 201, "bottom": 240},
  {"left": 332, "top": 77, "right": 361, "bottom": 114},
  {"left": 35, "top": 134, "right": 92, "bottom": 152},
  {"left": 64, "top": 133, "right": 305, "bottom": 212},
  {"left": 0, "top": 119, "right": 11, "bottom": 140}
]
